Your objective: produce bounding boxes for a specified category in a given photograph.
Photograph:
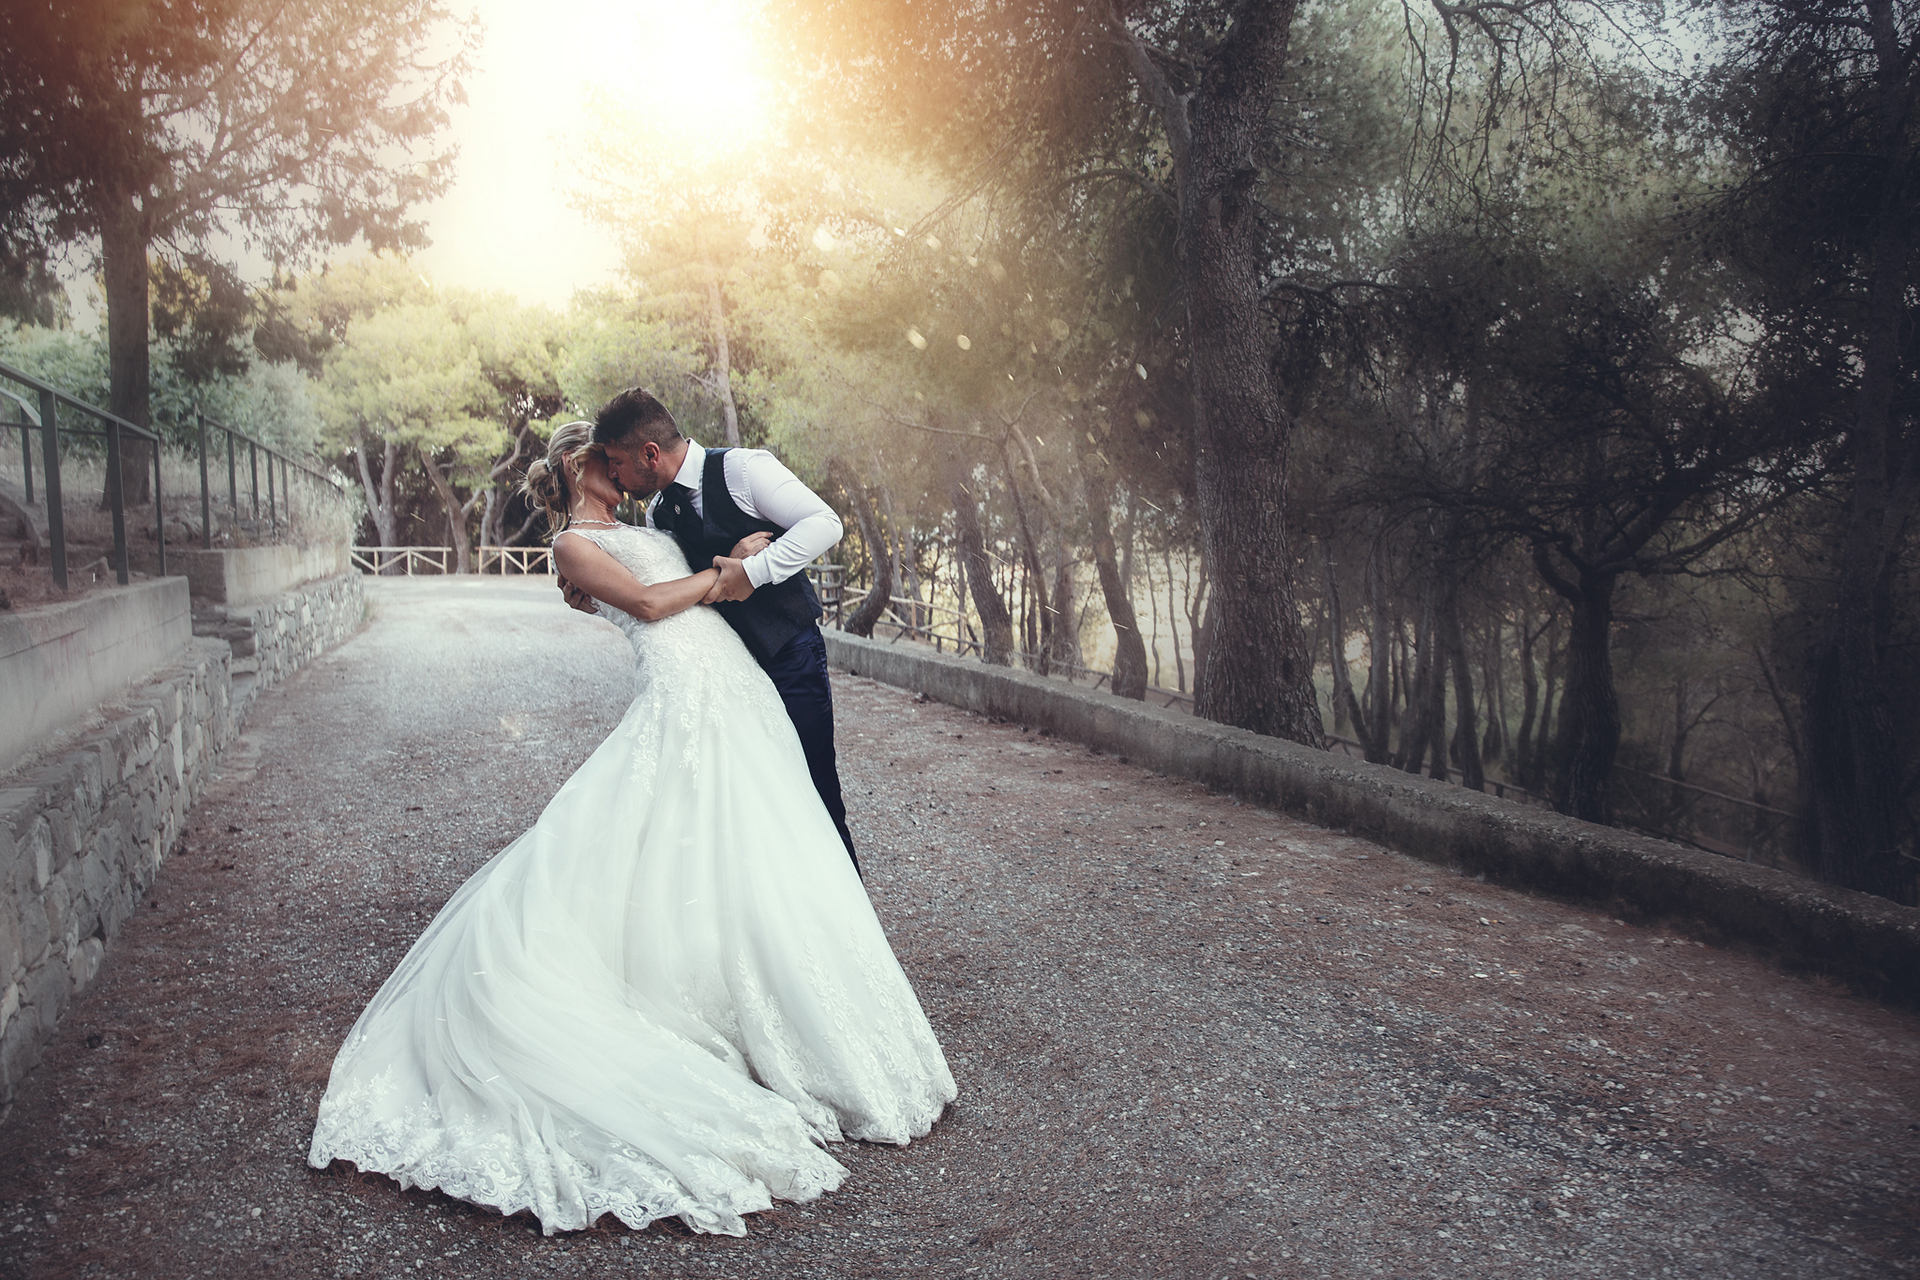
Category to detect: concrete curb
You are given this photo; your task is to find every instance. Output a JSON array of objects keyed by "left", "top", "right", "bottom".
[
  {"left": 0, "top": 579, "right": 193, "bottom": 775},
  {"left": 824, "top": 630, "right": 1920, "bottom": 1003}
]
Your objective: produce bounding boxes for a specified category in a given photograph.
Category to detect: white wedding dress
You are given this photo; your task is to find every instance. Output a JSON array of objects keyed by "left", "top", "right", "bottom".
[{"left": 307, "top": 524, "right": 955, "bottom": 1235}]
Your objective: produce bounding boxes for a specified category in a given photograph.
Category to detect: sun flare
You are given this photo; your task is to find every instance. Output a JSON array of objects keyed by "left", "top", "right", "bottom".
[{"left": 573, "top": 0, "right": 772, "bottom": 166}]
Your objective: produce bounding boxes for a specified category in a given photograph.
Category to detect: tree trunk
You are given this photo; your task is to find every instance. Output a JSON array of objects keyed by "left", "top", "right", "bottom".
[
  {"left": 1401, "top": 582, "right": 1437, "bottom": 776},
  {"left": 354, "top": 436, "right": 400, "bottom": 560},
  {"left": 1668, "top": 680, "right": 1692, "bottom": 782},
  {"left": 833, "top": 460, "right": 892, "bottom": 638},
  {"left": 1392, "top": 621, "right": 1410, "bottom": 748},
  {"left": 1079, "top": 448, "right": 1148, "bottom": 698},
  {"left": 1444, "top": 581, "right": 1484, "bottom": 791},
  {"left": 480, "top": 419, "right": 534, "bottom": 549},
  {"left": 419, "top": 446, "right": 473, "bottom": 574},
  {"left": 1551, "top": 571, "right": 1621, "bottom": 823},
  {"left": 1143, "top": 551, "right": 1162, "bottom": 688},
  {"left": 1051, "top": 541, "right": 1079, "bottom": 669},
  {"left": 1424, "top": 611, "right": 1449, "bottom": 782},
  {"left": 1324, "top": 542, "right": 1370, "bottom": 756},
  {"left": 901, "top": 531, "right": 922, "bottom": 632},
  {"left": 1480, "top": 622, "right": 1504, "bottom": 765},
  {"left": 1185, "top": 543, "right": 1211, "bottom": 692},
  {"left": 951, "top": 469, "right": 1015, "bottom": 665},
  {"left": 1533, "top": 623, "right": 1560, "bottom": 794},
  {"left": 1364, "top": 530, "right": 1392, "bottom": 765},
  {"left": 998, "top": 442, "right": 1051, "bottom": 671},
  {"left": 100, "top": 189, "right": 154, "bottom": 505},
  {"left": 704, "top": 264, "right": 742, "bottom": 447},
  {"left": 1517, "top": 606, "right": 1540, "bottom": 789},
  {"left": 1168, "top": 548, "right": 1185, "bottom": 694},
  {"left": 1799, "top": 0, "right": 1919, "bottom": 901},
  {"left": 1115, "top": 0, "right": 1317, "bottom": 744}
]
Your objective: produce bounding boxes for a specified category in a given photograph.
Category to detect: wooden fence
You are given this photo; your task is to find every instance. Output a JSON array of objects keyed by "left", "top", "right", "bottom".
[
  {"left": 352, "top": 546, "right": 554, "bottom": 576},
  {"left": 477, "top": 546, "right": 552, "bottom": 574}
]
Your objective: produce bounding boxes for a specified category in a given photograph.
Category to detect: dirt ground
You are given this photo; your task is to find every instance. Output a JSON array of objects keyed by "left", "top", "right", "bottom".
[{"left": 0, "top": 577, "right": 1915, "bottom": 1280}]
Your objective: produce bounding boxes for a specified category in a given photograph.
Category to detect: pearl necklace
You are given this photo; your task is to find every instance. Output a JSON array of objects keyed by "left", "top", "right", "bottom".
[{"left": 568, "top": 515, "right": 622, "bottom": 527}]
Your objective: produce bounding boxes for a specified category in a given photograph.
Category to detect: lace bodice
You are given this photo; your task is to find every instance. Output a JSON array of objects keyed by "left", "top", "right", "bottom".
[
  {"left": 561, "top": 524, "right": 738, "bottom": 660},
  {"left": 558, "top": 523, "right": 794, "bottom": 767}
]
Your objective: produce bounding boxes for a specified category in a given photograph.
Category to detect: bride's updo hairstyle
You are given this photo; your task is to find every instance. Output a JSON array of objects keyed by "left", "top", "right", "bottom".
[{"left": 521, "top": 420, "right": 597, "bottom": 535}]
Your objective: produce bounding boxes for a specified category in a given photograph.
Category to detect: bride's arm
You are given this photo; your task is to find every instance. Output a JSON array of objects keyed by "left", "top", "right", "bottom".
[{"left": 552, "top": 534, "right": 720, "bottom": 622}]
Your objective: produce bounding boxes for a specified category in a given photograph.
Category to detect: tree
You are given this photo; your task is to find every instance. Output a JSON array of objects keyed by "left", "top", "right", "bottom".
[
  {"left": 1101, "top": 0, "right": 1323, "bottom": 740},
  {"left": 0, "top": 0, "right": 473, "bottom": 499},
  {"left": 1700, "top": 0, "right": 1920, "bottom": 900},
  {"left": 768, "top": 0, "right": 1328, "bottom": 738},
  {"left": 317, "top": 300, "right": 496, "bottom": 561},
  {"left": 555, "top": 304, "right": 710, "bottom": 440},
  {"left": 571, "top": 89, "right": 785, "bottom": 447},
  {"left": 447, "top": 293, "right": 565, "bottom": 554}
]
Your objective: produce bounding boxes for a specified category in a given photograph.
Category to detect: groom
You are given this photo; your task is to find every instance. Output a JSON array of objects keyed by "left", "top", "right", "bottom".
[{"left": 557, "top": 387, "right": 859, "bottom": 870}]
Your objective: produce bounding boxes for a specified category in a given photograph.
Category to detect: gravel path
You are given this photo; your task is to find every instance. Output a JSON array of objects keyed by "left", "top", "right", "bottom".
[{"left": 2, "top": 578, "right": 1915, "bottom": 1280}]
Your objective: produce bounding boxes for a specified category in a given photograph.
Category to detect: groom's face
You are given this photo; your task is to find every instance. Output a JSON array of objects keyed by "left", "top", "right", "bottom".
[{"left": 604, "top": 442, "right": 665, "bottom": 498}]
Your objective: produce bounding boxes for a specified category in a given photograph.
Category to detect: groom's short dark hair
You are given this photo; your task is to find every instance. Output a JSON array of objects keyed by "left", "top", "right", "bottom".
[{"left": 594, "top": 388, "right": 682, "bottom": 450}]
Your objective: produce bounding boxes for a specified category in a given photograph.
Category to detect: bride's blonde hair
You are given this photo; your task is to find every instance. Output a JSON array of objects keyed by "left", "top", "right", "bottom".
[{"left": 521, "top": 420, "right": 606, "bottom": 537}]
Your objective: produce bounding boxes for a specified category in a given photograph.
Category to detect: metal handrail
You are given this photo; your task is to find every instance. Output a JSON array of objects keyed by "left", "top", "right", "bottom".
[
  {"left": 1, "top": 357, "right": 347, "bottom": 591},
  {"left": 0, "top": 359, "right": 167, "bottom": 588},
  {"left": 828, "top": 582, "right": 1196, "bottom": 710},
  {"left": 193, "top": 410, "right": 349, "bottom": 552}
]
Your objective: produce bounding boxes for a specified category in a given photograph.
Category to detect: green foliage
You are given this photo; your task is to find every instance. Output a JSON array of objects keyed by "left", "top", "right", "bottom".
[
  {"left": 0, "top": 321, "right": 321, "bottom": 455},
  {"left": 554, "top": 305, "right": 708, "bottom": 431},
  {"left": 318, "top": 302, "right": 502, "bottom": 464},
  {"left": 0, "top": 0, "right": 474, "bottom": 264}
]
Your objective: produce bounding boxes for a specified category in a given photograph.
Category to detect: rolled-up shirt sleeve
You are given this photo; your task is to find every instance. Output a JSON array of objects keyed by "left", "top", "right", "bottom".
[{"left": 728, "top": 450, "right": 844, "bottom": 588}]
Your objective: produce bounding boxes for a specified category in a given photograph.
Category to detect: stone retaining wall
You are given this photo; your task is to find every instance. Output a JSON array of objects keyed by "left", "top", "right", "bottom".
[
  {"left": 0, "top": 573, "right": 365, "bottom": 1111},
  {"left": 824, "top": 630, "right": 1920, "bottom": 1004},
  {"left": 0, "top": 640, "right": 235, "bottom": 1107},
  {"left": 192, "top": 572, "right": 364, "bottom": 711}
]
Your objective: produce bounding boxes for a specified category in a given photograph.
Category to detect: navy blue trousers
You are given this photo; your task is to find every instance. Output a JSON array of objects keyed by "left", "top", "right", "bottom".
[{"left": 760, "top": 624, "right": 858, "bottom": 874}]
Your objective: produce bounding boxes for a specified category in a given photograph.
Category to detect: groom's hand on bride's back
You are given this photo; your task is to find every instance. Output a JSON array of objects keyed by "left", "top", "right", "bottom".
[
  {"left": 556, "top": 572, "right": 598, "bottom": 615},
  {"left": 730, "top": 531, "right": 772, "bottom": 559}
]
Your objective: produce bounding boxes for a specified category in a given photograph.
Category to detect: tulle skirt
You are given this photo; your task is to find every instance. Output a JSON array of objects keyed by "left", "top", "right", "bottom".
[{"left": 307, "top": 662, "right": 955, "bottom": 1235}]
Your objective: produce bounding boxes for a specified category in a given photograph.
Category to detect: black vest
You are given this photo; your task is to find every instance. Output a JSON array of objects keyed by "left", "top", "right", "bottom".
[{"left": 654, "top": 446, "right": 822, "bottom": 663}]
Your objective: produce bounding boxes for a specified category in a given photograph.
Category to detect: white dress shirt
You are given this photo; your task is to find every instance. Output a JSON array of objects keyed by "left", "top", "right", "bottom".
[{"left": 645, "top": 441, "right": 844, "bottom": 588}]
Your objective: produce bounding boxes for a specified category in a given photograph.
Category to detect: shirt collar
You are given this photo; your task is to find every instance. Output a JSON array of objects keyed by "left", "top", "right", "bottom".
[{"left": 671, "top": 439, "right": 705, "bottom": 490}]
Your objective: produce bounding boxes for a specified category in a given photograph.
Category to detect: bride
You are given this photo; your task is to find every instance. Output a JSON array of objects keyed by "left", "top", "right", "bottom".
[{"left": 307, "top": 421, "right": 955, "bottom": 1236}]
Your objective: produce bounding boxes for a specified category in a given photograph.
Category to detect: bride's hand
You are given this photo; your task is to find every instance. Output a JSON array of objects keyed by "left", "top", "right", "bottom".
[
  {"left": 699, "top": 568, "right": 728, "bottom": 605},
  {"left": 729, "top": 531, "right": 773, "bottom": 559}
]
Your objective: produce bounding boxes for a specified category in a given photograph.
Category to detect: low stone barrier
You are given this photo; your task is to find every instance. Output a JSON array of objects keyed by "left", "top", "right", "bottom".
[
  {"left": 0, "top": 579, "right": 192, "bottom": 775},
  {"left": 135, "top": 542, "right": 350, "bottom": 607},
  {"left": 191, "top": 572, "right": 364, "bottom": 710},
  {"left": 824, "top": 630, "right": 1920, "bottom": 1003},
  {"left": 0, "top": 572, "right": 365, "bottom": 1111}
]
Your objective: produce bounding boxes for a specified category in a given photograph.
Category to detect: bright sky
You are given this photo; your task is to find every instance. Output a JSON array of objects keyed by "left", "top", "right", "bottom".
[
  {"left": 48, "top": 0, "right": 770, "bottom": 323},
  {"left": 411, "top": 0, "right": 770, "bottom": 308}
]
